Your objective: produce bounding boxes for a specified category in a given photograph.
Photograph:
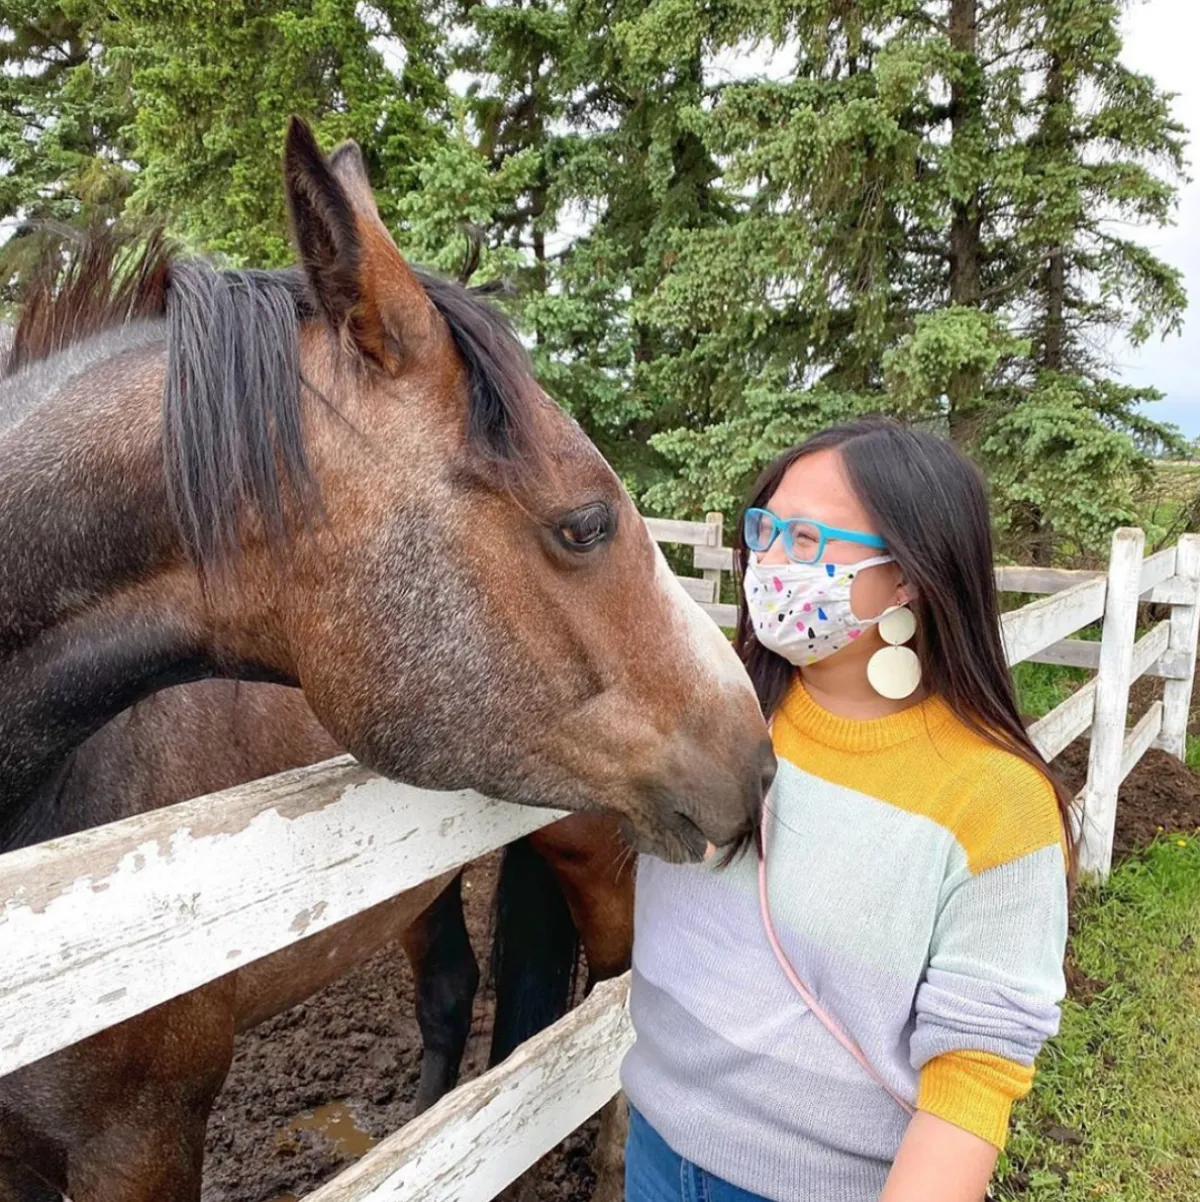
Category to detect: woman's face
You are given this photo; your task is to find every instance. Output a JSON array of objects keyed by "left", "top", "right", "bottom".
[{"left": 760, "top": 447, "right": 905, "bottom": 624}]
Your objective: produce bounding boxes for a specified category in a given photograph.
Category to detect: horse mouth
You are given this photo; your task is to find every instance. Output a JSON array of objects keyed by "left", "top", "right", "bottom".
[{"left": 619, "top": 810, "right": 711, "bottom": 865}]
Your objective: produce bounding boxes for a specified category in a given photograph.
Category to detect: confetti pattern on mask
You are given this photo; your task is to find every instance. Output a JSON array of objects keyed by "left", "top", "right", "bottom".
[{"left": 744, "top": 560, "right": 876, "bottom": 666}]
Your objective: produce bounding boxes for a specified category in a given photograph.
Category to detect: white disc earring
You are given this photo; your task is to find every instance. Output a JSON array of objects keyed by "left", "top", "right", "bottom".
[{"left": 866, "top": 606, "right": 921, "bottom": 700}]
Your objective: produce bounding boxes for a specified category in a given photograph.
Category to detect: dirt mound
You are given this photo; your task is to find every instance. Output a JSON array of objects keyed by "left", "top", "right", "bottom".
[{"left": 1052, "top": 741, "right": 1200, "bottom": 864}]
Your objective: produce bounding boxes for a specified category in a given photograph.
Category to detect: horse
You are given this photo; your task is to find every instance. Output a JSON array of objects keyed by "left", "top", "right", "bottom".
[
  {"left": 0, "top": 679, "right": 634, "bottom": 1202},
  {"left": 1, "top": 118, "right": 766, "bottom": 1200}
]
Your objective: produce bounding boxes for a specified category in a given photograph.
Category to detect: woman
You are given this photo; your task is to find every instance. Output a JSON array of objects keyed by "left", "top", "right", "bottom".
[{"left": 622, "top": 419, "right": 1070, "bottom": 1202}]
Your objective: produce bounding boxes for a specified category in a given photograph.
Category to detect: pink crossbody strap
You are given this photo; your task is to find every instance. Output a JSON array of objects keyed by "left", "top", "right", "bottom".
[{"left": 757, "top": 796, "right": 916, "bottom": 1116}]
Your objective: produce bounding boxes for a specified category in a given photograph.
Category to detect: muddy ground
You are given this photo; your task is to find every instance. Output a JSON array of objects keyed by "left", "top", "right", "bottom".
[
  {"left": 201, "top": 856, "right": 600, "bottom": 1202},
  {"left": 202, "top": 733, "right": 1200, "bottom": 1202}
]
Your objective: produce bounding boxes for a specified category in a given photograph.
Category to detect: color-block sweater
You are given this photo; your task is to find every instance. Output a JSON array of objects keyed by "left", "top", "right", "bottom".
[{"left": 622, "top": 681, "right": 1069, "bottom": 1202}]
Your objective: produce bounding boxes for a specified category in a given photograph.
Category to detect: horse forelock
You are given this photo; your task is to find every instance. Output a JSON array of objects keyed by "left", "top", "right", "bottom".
[
  {"left": 161, "top": 261, "right": 321, "bottom": 568},
  {"left": 164, "top": 262, "right": 554, "bottom": 570},
  {"left": 414, "top": 270, "right": 544, "bottom": 475}
]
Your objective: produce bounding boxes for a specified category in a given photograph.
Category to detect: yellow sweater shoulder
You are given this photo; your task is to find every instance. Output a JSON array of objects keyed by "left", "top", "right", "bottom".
[{"left": 936, "top": 731, "right": 1066, "bottom": 874}]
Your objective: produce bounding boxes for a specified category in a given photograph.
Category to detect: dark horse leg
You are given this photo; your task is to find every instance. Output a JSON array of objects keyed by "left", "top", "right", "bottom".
[{"left": 401, "top": 871, "right": 481, "bottom": 1114}]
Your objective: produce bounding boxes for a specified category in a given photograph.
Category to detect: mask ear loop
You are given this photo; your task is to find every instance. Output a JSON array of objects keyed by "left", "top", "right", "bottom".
[{"left": 757, "top": 773, "right": 917, "bottom": 1116}]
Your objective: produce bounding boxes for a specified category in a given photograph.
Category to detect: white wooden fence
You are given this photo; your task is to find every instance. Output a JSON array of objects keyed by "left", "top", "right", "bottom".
[{"left": 2, "top": 521, "right": 1198, "bottom": 1201}]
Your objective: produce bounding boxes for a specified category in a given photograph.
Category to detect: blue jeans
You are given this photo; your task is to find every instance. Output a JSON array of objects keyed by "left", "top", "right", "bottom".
[{"left": 625, "top": 1106, "right": 771, "bottom": 1202}]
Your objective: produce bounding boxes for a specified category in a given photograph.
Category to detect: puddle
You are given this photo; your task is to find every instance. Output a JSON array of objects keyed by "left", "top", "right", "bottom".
[
  {"left": 292, "top": 1101, "right": 378, "bottom": 1159},
  {"left": 268, "top": 1102, "right": 379, "bottom": 1200}
]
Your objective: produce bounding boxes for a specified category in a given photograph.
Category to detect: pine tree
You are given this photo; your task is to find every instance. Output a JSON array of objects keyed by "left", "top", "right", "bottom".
[
  {"left": 638, "top": 1, "right": 1187, "bottom": 557},
  {"left": 0, "top": 0, "right": 1187, "bottom": 557},
  {"left": 109, "top": 0, "right": 450, "bottom": 265},
  {"left": 443, "top": 0, "right": 736, "bottom": 494},
  {"left": 975, "top": 0, "right": 1188, "bottom": 559},
  {"left": 0, "top": 3, "right": 133, "bottom": 229}
]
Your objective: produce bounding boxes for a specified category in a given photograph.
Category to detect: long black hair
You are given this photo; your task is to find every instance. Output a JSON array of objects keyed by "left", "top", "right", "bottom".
[{"left": 734, "top": 417, "right": 1075, "bottom": 872}]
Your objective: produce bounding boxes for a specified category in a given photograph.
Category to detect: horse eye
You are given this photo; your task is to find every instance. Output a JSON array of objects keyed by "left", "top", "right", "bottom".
[{"left": 556, "top": 504, "right": 612, "bottom": 552}]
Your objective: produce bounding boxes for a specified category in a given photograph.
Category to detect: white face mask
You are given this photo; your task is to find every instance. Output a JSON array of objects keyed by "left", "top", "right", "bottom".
[{"left": 743, "top": 553, "right": 896, "bottom": 667}]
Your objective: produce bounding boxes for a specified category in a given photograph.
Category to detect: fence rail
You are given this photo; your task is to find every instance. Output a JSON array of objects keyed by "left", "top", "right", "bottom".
[
  {"left": 645, "top": 513, "right": 738, "bottom": 627},
  {"left": 305, "top": 976, "right": 632, "bottom": 1202},
  {"left": 0, "top": 761, "right": 565, "bottom": 1076},
  {"left": 3, "top": 520, "right": 1198, "bottom": 1201}
]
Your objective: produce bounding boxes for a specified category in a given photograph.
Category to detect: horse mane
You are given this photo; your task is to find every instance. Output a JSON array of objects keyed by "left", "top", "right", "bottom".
[
  {"left": 4, "top": 223, "right": 541, "bottom": 568},
  {"left": 414, "top": 269, "right": 539, "bottom": 474},
  {"left": 2, "top": 223, "right": 173, "bottom": 379}
]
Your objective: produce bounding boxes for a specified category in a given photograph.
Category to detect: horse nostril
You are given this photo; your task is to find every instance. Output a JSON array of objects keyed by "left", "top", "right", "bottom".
[
  {"left": 751, "top": 738, "right": 776, "bottom": 824},
  {"left": 758, "top": 739, "right": 777, "bottom": 795}
]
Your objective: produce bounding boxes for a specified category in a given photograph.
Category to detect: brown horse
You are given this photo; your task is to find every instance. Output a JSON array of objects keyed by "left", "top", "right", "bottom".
[
  {"left": 3, "top": 119, "right": 758, "bottom": 1199},
  {"left": 0, "top": 117, "right": 772, "bottom": 858},
  {"left": 0, "top": 680, "right": 633, "bottom": 1202}
]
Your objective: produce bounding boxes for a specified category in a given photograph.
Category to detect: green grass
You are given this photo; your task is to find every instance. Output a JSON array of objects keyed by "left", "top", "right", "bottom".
[
  {"left": 1013, "top": 660, "right": 1090, "bottom": 721},
  {"left": 993, "top": 837, "right": 1200, "bottom": 1200},
  {"left": 1137, "top": 462, "right": 1200, "bottom": 540},
  {"left": 1185, "top": 734, "right": 1200, "bottom": 775}
]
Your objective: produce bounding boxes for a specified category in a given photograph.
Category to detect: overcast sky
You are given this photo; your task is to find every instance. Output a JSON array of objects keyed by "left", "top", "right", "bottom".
[{"left": 1119, "top": 0, "right": 1200, "bottom": 435}]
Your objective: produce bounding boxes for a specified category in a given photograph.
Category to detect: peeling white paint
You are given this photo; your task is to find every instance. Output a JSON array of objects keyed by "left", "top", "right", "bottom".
[
  {"left": 306, "top": 975, "right": 633, "bottom": 1202},
  {"left": 0, "top": 759, "right": 563, "bottom": 1075}
]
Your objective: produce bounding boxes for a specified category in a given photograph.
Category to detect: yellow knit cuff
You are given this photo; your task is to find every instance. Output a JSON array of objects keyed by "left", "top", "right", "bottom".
[{"left": 917, "top": 1051, "right": 1035, "bottom": 1149}]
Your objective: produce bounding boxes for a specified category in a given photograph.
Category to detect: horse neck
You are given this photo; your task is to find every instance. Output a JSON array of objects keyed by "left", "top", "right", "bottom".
[
  {"left": 0, "top": 330, "right": 174, "bottom": 630},
  {"left": 0, "top": 334, "right": 285, "bottom": 821},
  {"left": 3, "top": 681, "right": 335, "bottom": 853}
]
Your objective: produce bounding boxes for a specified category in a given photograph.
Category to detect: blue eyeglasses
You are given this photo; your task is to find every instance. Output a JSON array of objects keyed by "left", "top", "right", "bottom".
[{"left": 743, "top": 507, "right": 887, "bottom": 564}]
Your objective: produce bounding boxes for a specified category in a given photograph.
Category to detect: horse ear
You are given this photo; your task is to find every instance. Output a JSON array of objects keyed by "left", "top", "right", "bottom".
[
  {"left": 283, "top": 118, "right": 430, "bottom": 371},
  {"left": 283, "top": 119, "right": 363, "bottom": 343},
  {"left": 326, "top": 140, "right": 381, "bottom": 220}
]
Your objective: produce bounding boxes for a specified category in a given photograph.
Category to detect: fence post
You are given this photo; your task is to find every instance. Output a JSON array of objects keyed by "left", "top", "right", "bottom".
[
  {"left": 1078, "top": 527, "right": 1145, "bottom": 880},
  {"left": 703, "top": 511, "right": 725, "bottom": 604},
  {"left": 1156, "top": 532, "right": 1200, "bottom": 761}
]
